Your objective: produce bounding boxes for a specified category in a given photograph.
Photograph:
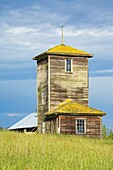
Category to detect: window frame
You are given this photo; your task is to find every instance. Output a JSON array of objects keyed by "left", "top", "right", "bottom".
[
  {"left": 75, "top": 118, "right": 86, "bottom": 135},
  {"left": 65, "top": 59, "right": 73, "bottom": 73}
]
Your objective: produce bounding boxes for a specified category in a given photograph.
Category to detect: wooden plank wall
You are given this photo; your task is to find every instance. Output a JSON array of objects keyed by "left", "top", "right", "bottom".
[
  {"left": 49, "top": 55, "right": 88, "bottom": 110},
  {"left": 37, "top": 58, "right": 48, "bottom": 133},
  {"left": 60, "top": 115, "right": 102, "bottom": 138},
  {"left": 45, "top": 119, "right": 57, "bottom": 134}
]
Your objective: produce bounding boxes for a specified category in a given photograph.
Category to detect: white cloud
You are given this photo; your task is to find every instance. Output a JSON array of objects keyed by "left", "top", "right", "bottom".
[
  {"left": 0, "top": 24, "right": 113, "bottom": 62},
  {"left": 6, "top": 113, "right": 27, "bottom": 117},
  {"left": 89, "top": 10, "right": 113, "bottom": 24},
  {"left": 31, "top": 5, "right": 41, "bottom": 10},
  {"left": 91, "top": 69, "right": 113, "bottom": 74},
  {"left": 0, "top": 1, "right": 113, "bottom": 63},
  {"left": 6, "top": 26, "right": 37, "bottom": 35},
  {"left": 64, "top": 25, "right": 113, "bottom": 38}
]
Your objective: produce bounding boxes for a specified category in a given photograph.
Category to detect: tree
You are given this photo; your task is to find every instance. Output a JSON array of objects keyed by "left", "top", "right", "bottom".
[
  {"left": 102, "top": 125, "right": 107, "bottom": 139},
  {"left": 109, "top": 129, "right": 113, "bottom": 139}
]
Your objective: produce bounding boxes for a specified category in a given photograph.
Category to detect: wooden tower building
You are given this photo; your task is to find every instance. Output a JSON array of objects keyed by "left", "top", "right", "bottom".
[{"left": 33, "top": 42, "right": 106, "bottom": 138}]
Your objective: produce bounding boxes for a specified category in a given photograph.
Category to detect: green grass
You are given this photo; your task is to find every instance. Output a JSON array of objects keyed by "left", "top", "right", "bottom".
[{"left": 0, "top": 131, "right": 113, "bottom": 170}]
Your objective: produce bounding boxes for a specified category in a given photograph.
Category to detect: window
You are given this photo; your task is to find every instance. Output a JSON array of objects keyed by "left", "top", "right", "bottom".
[
  {"left": 76, "top": 119, "right": 86, "bottom": 134},
  {"left": 65, "top": 59, "right": 73, "bottom": 72},
  {"left": 42, "top": 90, "right": 46, "bottom": 105}
]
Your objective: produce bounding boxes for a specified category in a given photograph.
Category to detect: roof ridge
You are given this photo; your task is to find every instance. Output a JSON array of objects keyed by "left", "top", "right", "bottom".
[
  {"left": 58, "top": 99, "right": 73, "bottom": 112},
  {"left": 51, "top": 99, "right": 73, "bottom": 113}
]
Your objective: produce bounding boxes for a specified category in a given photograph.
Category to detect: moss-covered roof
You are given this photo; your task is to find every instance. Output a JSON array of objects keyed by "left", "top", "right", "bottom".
[
  {"left": 47, "top": 44, "right": 92, "bottom": 55},
  {"left": 45, "top": 99, "right": 106, "bottom": 116},
  {"left": 33, "top": 44, "right": 93, "bottom": 60}
]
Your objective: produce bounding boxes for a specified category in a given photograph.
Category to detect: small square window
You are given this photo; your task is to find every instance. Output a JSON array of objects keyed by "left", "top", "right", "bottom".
[
  {"left": 76, "top": 119, "right": 86, "bottom": 134},
  {"left": 65, "top": 59, "right": 73, "bottom": 72}
]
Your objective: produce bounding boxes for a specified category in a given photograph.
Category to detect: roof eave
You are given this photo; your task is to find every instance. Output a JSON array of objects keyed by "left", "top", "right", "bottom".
[
  {"left": 48, "top": 52, "right": 93, "bottom": 58},
  {"left": 8, "top": 125, "right": 37, "bottom": 130},
  {"left": 45, "top": 112, "right": 106, "bottom": 117},
  {"left": 33, "top": 52, "right": 93, "bottom": 60},
  {"left": 44, "top": 113, "right": 58, "bottom": 121},
  {"left": 32, "top": 52, "right": 47, "bottom": 60}
]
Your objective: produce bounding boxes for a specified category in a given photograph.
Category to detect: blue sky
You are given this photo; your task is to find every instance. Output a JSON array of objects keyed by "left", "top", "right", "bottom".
[{"left": 0, "top": 0, "right": 113, "bottom": 129}]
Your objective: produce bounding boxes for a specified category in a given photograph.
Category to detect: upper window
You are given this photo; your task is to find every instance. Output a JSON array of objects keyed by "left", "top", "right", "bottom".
[
  {"left": 76, "top": 119, "right": 86, "bottom": 134},
  {"left": 65, "top": 59, "right": 73, "bottom": 72}
]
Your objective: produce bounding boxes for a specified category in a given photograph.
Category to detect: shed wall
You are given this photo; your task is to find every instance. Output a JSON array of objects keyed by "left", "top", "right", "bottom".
[{"left": 60, "top": 115, "right": 102, "bottom": 138}]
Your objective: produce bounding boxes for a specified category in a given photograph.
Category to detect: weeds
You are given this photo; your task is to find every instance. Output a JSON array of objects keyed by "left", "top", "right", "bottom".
[{"left": 0, "top": 131, "right": 113, "bottom": 170}]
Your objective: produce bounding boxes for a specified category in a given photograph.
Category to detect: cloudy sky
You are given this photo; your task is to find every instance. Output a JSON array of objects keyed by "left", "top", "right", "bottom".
[{"left": 0, "top": 0, "right": 113, "bottom": 129}]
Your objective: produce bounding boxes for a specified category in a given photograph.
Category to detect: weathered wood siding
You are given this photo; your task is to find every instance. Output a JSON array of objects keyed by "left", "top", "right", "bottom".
[
  {"left": 45, "top": 118, "right": 57, "bottom": 134},
  {"left": 37, "top": 58, "right": 48, "bottom": 133},
  {"left": 49, "top": 55, "right": 88, "bottom": 110},
  {"left": 60, "top": 115, "right": 102, "bottom": 138}
]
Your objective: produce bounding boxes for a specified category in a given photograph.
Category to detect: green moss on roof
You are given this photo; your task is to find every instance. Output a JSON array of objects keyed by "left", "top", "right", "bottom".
[
  {"left": 33, "top": 44, "right": 93, "bottom": 60},
  {"left": 47, "top": 44, "right": 92, "bottom": 56},
  {"left": 45, "top": 99, "right": 106, "bottom": 116}
]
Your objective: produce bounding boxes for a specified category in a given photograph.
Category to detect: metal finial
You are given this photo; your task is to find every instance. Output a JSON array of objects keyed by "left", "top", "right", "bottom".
[{"left": 61, "top": 25, "right": 64, "bottom": 44}]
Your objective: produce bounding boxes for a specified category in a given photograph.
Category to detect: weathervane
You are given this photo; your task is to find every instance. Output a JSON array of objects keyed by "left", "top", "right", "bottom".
[{"left": 61, "top": 25, "right": 64, "bottom": 44}]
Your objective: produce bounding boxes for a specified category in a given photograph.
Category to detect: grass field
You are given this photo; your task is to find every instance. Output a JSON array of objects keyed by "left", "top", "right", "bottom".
[{"left": 0, "top": 131, "right": 113, "bottom": 170}]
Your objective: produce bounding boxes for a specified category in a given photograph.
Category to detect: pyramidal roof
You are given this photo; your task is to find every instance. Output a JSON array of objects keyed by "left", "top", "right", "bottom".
[
  {"left": 47, "top": 44, "right": 92, "bottom": 55},
  {"left": 33, "top": 44, "right": 93, "bottom": 60},
  {"left": 45, "top": 99, "right": 106, "bottom": 116}
]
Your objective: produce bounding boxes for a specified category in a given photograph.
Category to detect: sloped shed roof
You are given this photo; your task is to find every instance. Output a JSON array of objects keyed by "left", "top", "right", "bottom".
[
  {"left": 8, "top": 113, "right": 37, "bottom": 130},
  {"left": 45, "top": 99, "right": 106, "bottom": 116},
  {"left": 33, "top": 44, "right": 93, "bottom": 60}
]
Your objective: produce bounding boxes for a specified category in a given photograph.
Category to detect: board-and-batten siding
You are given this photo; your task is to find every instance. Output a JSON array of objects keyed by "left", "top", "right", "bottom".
[
  {"left": 49, "top": 55, "right": 88, "bottom": 110},
  {"left": 60, "top": 115, "right": 102, "bottom": 138},
  {"left": 37, "top": 58, "right": 48, "bottom": 133}
]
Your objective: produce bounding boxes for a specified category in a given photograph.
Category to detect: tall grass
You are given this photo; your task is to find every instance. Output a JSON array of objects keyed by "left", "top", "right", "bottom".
[{"left": 0, "top": 130, "right": 113, "bottom": 170}]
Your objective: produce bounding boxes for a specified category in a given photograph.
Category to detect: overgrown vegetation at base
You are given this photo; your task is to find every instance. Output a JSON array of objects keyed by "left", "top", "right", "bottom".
[
  {"left": 102, "top": 125, "right": 113, "bottom": 139},
  {"left": 0, "top": 131, "right": 113, "bottom": 170}
]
